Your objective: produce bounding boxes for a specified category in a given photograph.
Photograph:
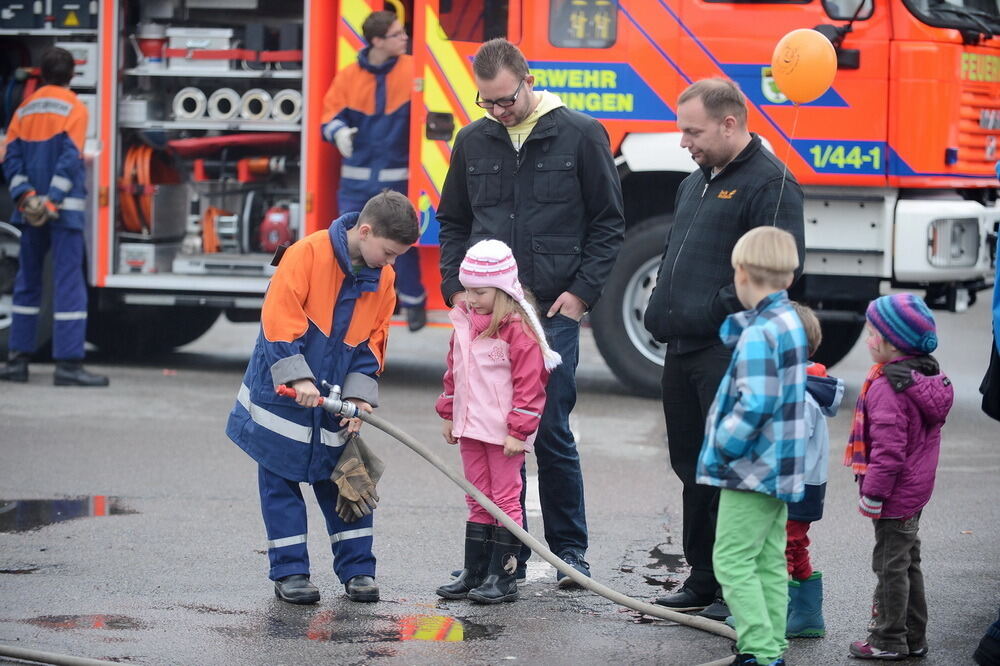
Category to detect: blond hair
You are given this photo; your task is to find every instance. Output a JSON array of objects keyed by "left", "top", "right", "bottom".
[
  {"left": 732, "top": 226, "right": 798, "bottom": 289},
  {"left": 792, "top": 302, "right": 822, "bottom": 357},
  {"left": 479, "top": 288, "right": 544, "bottom": 346}
]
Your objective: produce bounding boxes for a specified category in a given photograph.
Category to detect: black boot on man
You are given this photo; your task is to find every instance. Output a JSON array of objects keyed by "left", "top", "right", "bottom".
[
  {"left": 468, "top": 525, "right": 519, "bottom": 604},
  {"left": 274, "top": 574, "right": 320, "bottom": 604},
  {"left": 54, "top": 361, "right": 109, "bottom": 387},
  {"left": 345, "top": 574, "right": 379, "bottom": 602},
  {"left": 0, "top": 352, "right": 30, "bottom": 383},
  {"left": 437, "top": 522, "right": 493, "bottom": 599}
]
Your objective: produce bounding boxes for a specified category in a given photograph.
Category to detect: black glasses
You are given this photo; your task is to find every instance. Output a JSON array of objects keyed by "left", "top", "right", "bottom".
[{"left": 475, "top": 79, "right": 525, "bottom": 110}]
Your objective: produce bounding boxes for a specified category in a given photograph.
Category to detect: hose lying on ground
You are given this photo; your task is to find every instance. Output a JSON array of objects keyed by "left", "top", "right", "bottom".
[{"left": 358, "top": 408, "right": 737, "bottom": 642}]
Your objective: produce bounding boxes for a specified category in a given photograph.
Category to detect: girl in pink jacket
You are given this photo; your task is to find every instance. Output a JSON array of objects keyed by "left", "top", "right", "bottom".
[
  {"left": 845, "top": 293, "right": 954, "bottom": 661},
  {"left": 435, "top": 240, "right": 561, "bottom": 604}
]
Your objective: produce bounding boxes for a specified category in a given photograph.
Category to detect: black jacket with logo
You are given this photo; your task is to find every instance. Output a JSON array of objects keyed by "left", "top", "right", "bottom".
[
  {"left": 643, "top": 133, "right": 805, "bottom": 354},
  {"left": 437, "top": 106, "right": 625, "bottom": 310}
]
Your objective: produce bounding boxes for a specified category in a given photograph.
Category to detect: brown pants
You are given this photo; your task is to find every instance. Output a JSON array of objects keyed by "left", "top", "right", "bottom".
[{"left": 868, "top": 511, "right": 928, "bottom": 654}]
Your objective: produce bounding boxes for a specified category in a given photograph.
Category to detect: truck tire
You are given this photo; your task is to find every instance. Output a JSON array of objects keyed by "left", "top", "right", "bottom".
[
  {"left": 813, "top": 319, "right": 865, "bottom": 368},
  {"left": 591, "top": 217, "right": 670, "bottom": 398},
  {"left": 86, "top": 304, "right": 220, "bottom": 357},
  {"left": 0, "top": 222, "right": 53, "bottom": 359}
]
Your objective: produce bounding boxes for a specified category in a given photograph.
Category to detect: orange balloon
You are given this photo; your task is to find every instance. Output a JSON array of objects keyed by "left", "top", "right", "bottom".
[{"left": 771, "top": 28, "right": 837, "bottom": 105}]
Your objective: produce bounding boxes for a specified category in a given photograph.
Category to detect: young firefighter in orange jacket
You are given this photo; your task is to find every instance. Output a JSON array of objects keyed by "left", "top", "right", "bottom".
[
  {"left": 0, "top": 47, "right": 108, "bottom": 386},
  {"left": 320, "top": 10, "right": 426, "bottom": 331},
  {"left": 226, "top": 192, "right": 418, "bottom": 604}
]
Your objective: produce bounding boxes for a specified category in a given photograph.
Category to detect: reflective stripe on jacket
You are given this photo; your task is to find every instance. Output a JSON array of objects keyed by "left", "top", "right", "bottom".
[
  {"left": 2, "top": 85, "right": 88, "bottom": 230},
  {"left": 226, "top": 213, "right": 396, "bottom": 482}
]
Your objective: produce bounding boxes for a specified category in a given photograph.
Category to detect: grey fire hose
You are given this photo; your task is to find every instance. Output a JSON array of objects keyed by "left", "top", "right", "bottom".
[
  {"left": 0, "top": 386, "right": 738, "bottom": 666},
  {"left": 306, "top": 383, "right": 738, "bottom": 645}
]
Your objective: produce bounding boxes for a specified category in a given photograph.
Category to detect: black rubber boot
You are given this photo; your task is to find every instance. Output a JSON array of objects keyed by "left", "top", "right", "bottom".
[
  {"left": 437, "top": 522, "right": 493, "bottom": 599},
  {"left": 468, "top": 526, "right": 519, "bottom": 604},
  {"left": 54, "top": 361, "right": 109, "bottom": 387},
  {"left": 0, "top": 353, "right": 29, "bottom": 383},
  {"left": 274, "top": 574, "right": 320, "bottom": 604}
]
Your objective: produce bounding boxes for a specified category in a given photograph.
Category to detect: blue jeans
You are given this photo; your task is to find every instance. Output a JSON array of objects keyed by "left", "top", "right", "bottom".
[{"left": 518, "top": 313, "right": 586, "bottom": 563}]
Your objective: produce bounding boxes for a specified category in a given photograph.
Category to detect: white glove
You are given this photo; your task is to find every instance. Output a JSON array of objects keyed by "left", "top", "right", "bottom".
[{"left": 334, "top": 126, "right": 358, "bottom": 158}]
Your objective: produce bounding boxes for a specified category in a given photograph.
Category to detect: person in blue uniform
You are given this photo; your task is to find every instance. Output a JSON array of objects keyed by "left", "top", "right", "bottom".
[
  {"left": 226, "top": 191, "right": 418, "bottom": 604},
  {"left": 0, "top": 47, "right": 107, "bottom": 386},
  {"left": 321, "top": 9, "right": 427, "bottom": 332}
]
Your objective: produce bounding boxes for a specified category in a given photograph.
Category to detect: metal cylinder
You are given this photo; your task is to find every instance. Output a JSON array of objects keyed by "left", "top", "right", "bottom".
[
  {"left": 239, "top": 88, "right": 272, "bottom": 121},
  {"left": 172, "top": 87, "right": 207, "bottom": 120},
  {"left": 270, "top": 89, "right": 302, "bottom": 123},
  {"left": 207, "top": 87, "right": 240, "bottom": 120}
]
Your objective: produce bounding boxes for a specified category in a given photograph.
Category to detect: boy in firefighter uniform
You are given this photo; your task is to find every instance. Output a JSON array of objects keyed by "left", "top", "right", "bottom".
[
  {"left": 0, "top": 47, "right": 108, "bottom": 386},
  {"left": 226, "top": 191, "right": 419, "bottom": 604},
  {"left": 320, "top": 9, "right": 427, "bottom": 332}
]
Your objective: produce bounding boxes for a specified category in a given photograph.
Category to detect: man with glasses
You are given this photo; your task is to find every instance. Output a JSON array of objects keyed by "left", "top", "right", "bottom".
[
  {"left": 437, "top": 38, "right": 625, "bottom": 588},
  {"left": 321, "top": 10, "right": 427, "bottom": 332}
]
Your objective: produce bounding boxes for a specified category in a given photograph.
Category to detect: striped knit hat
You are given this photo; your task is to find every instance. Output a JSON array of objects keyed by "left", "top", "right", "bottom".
[
  {"left": 460, "top": 239, "right": 562, "bottom": 370},
  {"left": 865, "top": 293, "right": 938, "bottom": 355}
]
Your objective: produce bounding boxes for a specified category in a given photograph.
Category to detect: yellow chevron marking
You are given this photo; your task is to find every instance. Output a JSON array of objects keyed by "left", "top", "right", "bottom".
[
  {"left": 337, "top": 36, "right": 357, "bottom": 73},
  {"left": 342, "top": 0, "right": 374, "bottom": 36},
  {"left": 424, "top": 4, "right": 481, "bottom": 125}
]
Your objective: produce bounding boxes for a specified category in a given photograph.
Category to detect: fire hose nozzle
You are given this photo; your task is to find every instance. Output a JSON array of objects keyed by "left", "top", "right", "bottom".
[{"left": 274, "top": 383, "right": 361, "bottom": 419}]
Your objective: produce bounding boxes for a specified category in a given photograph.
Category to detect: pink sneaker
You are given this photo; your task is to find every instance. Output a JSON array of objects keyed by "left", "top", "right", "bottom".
[{"left": 849, "top": 641, "right": 906, "bottom": 660}]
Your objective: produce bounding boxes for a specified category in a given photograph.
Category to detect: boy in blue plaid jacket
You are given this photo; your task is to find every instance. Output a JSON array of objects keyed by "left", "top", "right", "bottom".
[{"left": 696, "top": 226, "right": 808, "bottom": 666}]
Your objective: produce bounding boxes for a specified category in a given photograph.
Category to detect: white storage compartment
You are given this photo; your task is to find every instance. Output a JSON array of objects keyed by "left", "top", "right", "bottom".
[
  {"left": 166, "top": 27, "right": 234, "bottom": 72},
  {"left": 56, "top": 41, "right": 98, "bottom": 89}
]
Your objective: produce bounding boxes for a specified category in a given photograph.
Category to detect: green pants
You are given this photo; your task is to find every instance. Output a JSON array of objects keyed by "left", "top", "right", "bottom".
[{"left": 714, "top": 488, "right": 789, "bottom": 663}]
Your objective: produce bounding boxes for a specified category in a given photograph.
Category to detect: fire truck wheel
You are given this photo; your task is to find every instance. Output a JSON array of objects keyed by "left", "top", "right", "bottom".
[
  {"left": 86, "top": 305, "right": 221, "bottom": 357},
  {"left": 0, "top": 221, "right": 53, "bottom": 359},
  {"left": 812, "top": 318, "right": 865, "bottom": 368},
  {"left": 590, "top": 217, "right": 670, "bottom": 398}
]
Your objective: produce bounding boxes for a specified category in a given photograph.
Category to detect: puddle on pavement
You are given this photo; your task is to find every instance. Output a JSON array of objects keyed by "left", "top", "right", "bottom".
[
  {"left": 214, "top": 611, "right": 501, "bottom": 643},
  {"left": 647, "top": 544, "right": 685, "bottom": 571},
  {"left": 0, "top": 496, "right": 136, "bottom": 532},
  {"left": 22, "top": 615, "right": 149, "bottom": 631}
]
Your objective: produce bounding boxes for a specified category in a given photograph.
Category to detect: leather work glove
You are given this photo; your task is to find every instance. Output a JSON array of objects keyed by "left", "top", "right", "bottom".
[
  {"left": 19, "top": 194, "right": 49, "bottom": 227},
  {"left": 333, "top": 126, "right": 358, "bottom": 159},
  {"left": 332, "top": 432, "right": 385, "bottom": 523}
]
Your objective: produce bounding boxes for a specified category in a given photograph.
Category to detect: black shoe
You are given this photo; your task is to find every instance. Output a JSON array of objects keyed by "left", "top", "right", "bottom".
[
  {"left": 0, "top": 354, "right": 29, "bottom": 383},
  {"left": 468, "top": 526, "right": 519, "bottom": 604},
  {"left": 697, "top": 597, "right": 731, "bottom": 621},
  {"left": 556, "top": 551, "right": 591, "bottom": 589},
  {"left": 974, "top": 630, "right": 1000, "bottom": 665},
  {"left": 54, "top": 362, "right": 109, "bottom": 387},
  {"left": 345, "top": 575, "right": 379, "bottom": 602},
  {"left": 653, "top": 586, "right": 714, "bottom": 612},
  {"left": 406, "top": 305, "right": 427, "bottom": 332},
  {"left": 437, "top": 522, "right": 492, "bottom": 599},
  {"left": 274, "top": 574, "right": 319, "bottom": 604}
]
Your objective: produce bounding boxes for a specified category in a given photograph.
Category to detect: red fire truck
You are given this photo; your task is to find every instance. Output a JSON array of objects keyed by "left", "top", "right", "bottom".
[{"left": 1, "top": 0, "right": 997, "bottom": 396}]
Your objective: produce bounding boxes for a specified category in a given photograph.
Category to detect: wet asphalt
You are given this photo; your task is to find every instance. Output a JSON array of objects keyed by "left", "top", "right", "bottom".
[{"left": 0, "top": 296, "right": 998, "bottom": 665}]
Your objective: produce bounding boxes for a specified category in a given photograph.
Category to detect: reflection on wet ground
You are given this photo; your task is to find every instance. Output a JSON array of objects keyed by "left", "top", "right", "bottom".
[
  {"left": 22, "top": 615, "right": 149, "bottom": 631},
  {"left": 214, "top": 609, "right": 501, "bottom": 643},
  {"left": 641, "top": 543, "right": 685, "bottom": 592},
  {"left": 0, "top": 497, "right": 136, "bottom": 532}
]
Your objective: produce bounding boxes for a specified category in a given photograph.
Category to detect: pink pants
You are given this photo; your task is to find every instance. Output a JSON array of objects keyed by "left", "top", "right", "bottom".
[{"left": 459, "top": 437, "right": 524, "bottom": 525}]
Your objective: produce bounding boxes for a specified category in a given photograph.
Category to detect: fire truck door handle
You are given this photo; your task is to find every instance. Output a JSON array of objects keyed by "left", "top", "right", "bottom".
[{"left": 426, "top": 112, "right": 455, "bottom": 142}]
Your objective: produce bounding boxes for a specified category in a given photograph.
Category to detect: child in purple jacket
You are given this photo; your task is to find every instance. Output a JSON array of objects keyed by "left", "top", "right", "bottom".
[{"left": 845, "top": 293, "right": 954, "bottom": 661}]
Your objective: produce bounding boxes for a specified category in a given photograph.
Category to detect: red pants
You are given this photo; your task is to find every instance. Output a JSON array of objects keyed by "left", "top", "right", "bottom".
[
  {"left": 459, "top": 437, "right": 524, "bottom": 525},
  {"left": 786, "top": 519, "right": 813, "bottom": 580}
]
